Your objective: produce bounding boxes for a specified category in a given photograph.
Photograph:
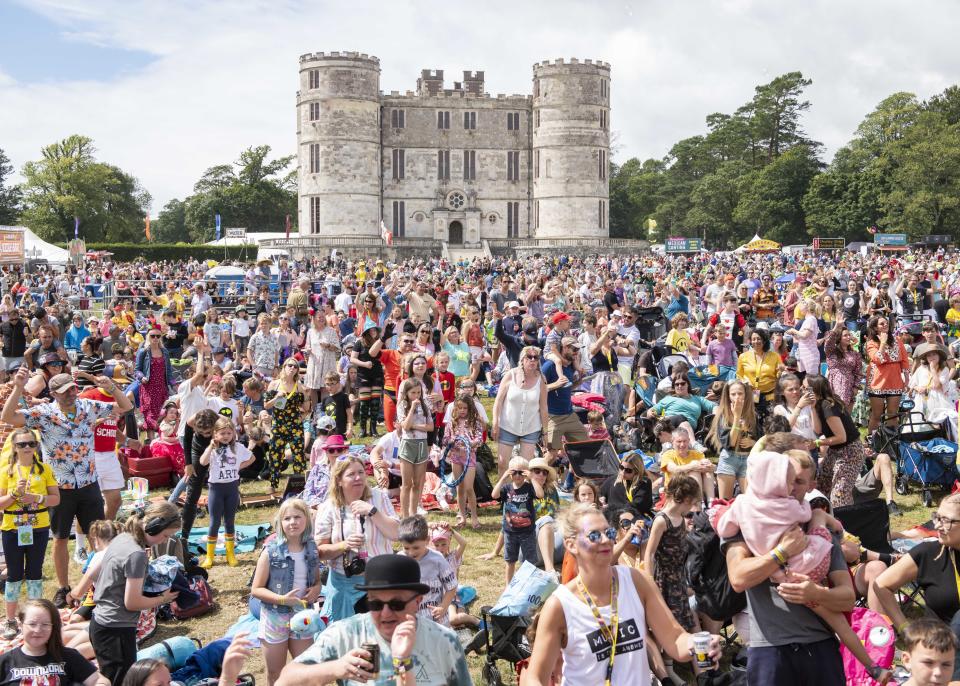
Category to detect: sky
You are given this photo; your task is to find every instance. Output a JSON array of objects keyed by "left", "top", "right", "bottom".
[{"left": 1, "top": 0, "right": 959, "bottom": 214}]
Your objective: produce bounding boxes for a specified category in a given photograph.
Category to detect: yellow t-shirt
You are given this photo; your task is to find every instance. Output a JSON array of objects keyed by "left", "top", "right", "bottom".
[
  {"left": 947, "top": 308, "right": 960, "bottom": 337},
  {"left": 0, "top": 461, "right": 57, "bottom": 530},
  {"left": 665, "top": 328, "right": 692, "bottom": 354},
  {"left": 660, "top": 448, "right": 705, "bottom": 486}
]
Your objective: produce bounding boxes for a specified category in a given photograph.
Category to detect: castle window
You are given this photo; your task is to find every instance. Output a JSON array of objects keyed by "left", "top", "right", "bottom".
[
  {"left": 463, "top": 111, "right": 477, "bottom": 130},
  {"left": 507, "top": 151, "right": 520, "bottom": 182},
  {"left": 599, "top": 200, "right": 606, "bottom": 229},
  {"left": 535, "top": 109, "right": 540, "bottom": 128},
  {"left": 437, "top": 111, "right": 450, "bottom": 130},
  {"left": 534, "top": 79, "right": 540, "bottom": 98},
  {"left": 308, "top": 70, "right": 319, "bottom": 89},
  {"left": 392, "top": 149, "right": 405, "bottom": 180},
  {"left": 600, "top": 79, "right": 606, "bottom": 99},
  {"left": 534, "top": 151, "right": 539, "bottom": 179},
  {"left": 598, "top": 150, "right": 607, "bottom": 180},
  {"left": 535, "top": 200, "right": 540, "bottom": 229},
  {"left": 310, "top": 197, "right": 321, "bottom": 234},
  {"left": 507, "top": 201, "right": 520, "bottom": 238},
  {"left": 507, "top": 112, "right": 520, "bottom": 131},
  {"left": 391, "top": 109, "right": 406, "bottom": 129},
  {"left": 600, "top": 110, "right": 607, "bottom": 130},
  {"left": 438, "top": 150, "right": 451, "bottom": 180},
  {"left": 463, "top": 150, "right": 476, "bottom": 181},
  {"left": 309, "top": 144, "right": 320, "bottom": 174},
  {"left": 392, "top": 201, "right": 406, "bottom": 237},
  {"left": 308, "top": 102, "right": 320, "bottom": 121}
]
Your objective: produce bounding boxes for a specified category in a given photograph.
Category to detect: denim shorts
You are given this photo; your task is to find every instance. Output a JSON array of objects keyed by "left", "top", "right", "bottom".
[
  {"left": 498, "top": 427, "right": 541, "bottom": 446},
  {"left": 716, "top": 449, "right": 749, "bottom": 479},
  {"left": 503, "top": 528, "right": 537, "bottom": 563}
]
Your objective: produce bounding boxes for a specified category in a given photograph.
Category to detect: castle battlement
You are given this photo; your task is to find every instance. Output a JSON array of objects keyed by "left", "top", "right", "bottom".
[
  {"left": 299, "top": 51, "right": 380, "bottom": 64},
  {"left": 534, "top": 58, "right": 610, "bottom": 70}
]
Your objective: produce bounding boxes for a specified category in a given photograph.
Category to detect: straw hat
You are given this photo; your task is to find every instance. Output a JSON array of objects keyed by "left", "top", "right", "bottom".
[
  {"left": 527, "top": 456, "right": 557, "bottom": 482},
  {"left": 913, "top": 342, "right": 949, "bottom": 364}
]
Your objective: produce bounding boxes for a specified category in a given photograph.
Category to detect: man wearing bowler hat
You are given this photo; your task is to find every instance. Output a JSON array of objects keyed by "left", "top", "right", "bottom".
[{"left": 276, "top": 554, "right": 471, "bottom": 685}]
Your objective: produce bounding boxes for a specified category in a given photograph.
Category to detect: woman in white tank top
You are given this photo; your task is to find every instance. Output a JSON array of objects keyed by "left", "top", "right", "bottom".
[
  {"left": 524, "top": 504, "right": 720, "bottom": 686},
  {"left": 492, "top": 345, "right": 548, "bottom": 473}
]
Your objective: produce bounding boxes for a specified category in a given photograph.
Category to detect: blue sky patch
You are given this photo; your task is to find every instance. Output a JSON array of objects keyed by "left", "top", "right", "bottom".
[{"left": 0, "top": 3, "right": 155, "bottom": 83}]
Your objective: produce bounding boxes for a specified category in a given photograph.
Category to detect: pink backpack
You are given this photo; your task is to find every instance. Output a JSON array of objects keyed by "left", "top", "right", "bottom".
[{"left": 841, "top": 607, "right": 895, "bottom": 685}]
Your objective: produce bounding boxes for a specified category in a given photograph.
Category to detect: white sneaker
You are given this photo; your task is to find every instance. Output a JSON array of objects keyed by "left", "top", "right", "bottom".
[{"left": 73, "top": 546, "right": 88, "bottom": 565}]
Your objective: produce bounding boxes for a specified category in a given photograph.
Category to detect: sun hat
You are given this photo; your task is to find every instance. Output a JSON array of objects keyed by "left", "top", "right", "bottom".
[{"left": 527, "top": 456, "right": 557, "bottom": 482}]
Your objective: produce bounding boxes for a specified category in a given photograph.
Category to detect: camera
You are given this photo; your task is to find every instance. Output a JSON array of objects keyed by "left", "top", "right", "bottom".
[{"left": 343, "top": 553, "right": 367, "bottom": 578}]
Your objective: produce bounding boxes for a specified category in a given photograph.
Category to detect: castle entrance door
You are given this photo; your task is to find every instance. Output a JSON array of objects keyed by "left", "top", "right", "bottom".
[{"left": 448, "top": 221, "right": 464, "bottom": 245}]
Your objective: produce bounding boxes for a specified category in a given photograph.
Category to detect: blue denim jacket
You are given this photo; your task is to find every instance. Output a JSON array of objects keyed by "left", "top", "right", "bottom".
[
  {"left": 263, "top": 538, "right": 321, "bottom": 615},
  {"left": 134, "top": 347, "right": 174, "bottom": 387}
]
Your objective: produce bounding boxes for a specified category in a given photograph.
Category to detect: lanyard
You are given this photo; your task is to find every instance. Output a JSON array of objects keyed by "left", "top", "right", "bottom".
[
  {"left": 952, "top": 549, "right": 960, "bottom": 609},
  {"left": 576, "top": 572, "right": 620, "bottom": 686},
  {"left": 752, "top": 351, "right": 763, "bottom": 387}
]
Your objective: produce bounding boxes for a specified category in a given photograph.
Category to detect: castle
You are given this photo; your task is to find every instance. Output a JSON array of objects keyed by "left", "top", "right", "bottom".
[{"left": 296, "top": 52, "right": 611, "bottom": 247}]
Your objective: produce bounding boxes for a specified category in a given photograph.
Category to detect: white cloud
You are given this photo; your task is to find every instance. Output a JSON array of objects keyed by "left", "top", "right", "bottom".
[{"left": 1, "top": 0, "right": 958, "bottom": 213}]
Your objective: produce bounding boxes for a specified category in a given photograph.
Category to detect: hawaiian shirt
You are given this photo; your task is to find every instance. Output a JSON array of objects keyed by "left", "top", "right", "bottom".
[
  {"left": 20, "top": 398, "right": 114, "bottom": 489},
  {"left": 247, "top": 331, "right": 280, "bottom": 373}
]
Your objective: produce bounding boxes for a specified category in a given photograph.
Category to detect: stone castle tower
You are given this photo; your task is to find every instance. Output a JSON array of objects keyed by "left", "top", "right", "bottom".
[{"left": 297, "top": 52, "right": 610, "bottom": 243}]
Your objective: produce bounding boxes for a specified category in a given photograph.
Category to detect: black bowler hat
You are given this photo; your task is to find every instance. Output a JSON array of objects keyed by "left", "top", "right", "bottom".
[{"left": 355, "top": 555, "right": 429, "bottom": 594}]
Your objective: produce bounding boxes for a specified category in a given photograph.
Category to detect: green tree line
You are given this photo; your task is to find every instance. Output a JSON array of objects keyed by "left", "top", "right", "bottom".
[
  {"left": 609, "top": 74, "right": 960, "bottom": 248},
  {"left": 0, "top": 137, "right": 296, "bottom": 244}
]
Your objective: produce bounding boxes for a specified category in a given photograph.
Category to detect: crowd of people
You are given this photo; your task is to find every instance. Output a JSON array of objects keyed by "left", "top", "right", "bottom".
[{"left": 0, "top": 244, "right": 959, "bottom": 685}]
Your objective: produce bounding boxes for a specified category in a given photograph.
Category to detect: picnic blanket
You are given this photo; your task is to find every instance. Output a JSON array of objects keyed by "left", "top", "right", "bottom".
[{"left": 184, "top": 523, "right": 271, "bottom": 556}]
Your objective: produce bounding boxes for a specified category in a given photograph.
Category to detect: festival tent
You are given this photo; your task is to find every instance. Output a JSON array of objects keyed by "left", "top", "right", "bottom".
[
  {"left": 23, "top": 227, "right": 69, "bottom": 265},
  {"left": 736, "top": 234, "right": 781, "bottom": 253}
]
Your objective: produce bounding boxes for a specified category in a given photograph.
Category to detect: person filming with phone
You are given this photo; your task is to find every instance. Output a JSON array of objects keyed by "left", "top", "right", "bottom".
[{"left": 275, "top": 554, "right": 471, "bottom": 686}]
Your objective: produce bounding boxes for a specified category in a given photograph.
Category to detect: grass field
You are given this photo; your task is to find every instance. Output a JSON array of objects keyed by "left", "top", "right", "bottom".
[{"left": 35, "top": 402, "right": 942, "bottom": 685}]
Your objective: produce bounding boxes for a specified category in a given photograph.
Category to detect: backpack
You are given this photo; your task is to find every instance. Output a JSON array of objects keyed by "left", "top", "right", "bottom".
[
  {"left": 171, "top": 576, "right": 216, "bottom": 620},
  {"left": 840, "top": 607, "right": 895, "bottom": 685},
  {"left": 685, "top": 510, "right": 746, "bottom": 621},
  {"left": 473, "top": 464, "right": 494, "bottom": 503}
]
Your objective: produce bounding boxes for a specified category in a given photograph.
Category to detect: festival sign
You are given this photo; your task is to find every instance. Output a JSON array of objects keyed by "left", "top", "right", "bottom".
[
  {"left": 813, "top": 237, "right": 845, "bottom": 251},
  {"left": 0, "top": 227, "right": 25, "bottom": 265},
  {"left": 874, "top": 233, "right": 907, "bottom": 247},
  {"left": 665, "top": 237, "right": 702, "bottom": 253}
]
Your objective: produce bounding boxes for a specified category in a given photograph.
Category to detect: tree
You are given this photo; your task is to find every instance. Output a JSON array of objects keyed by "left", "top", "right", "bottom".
[
  {"left": 19, "top": 135, "right": 151, "bottom": 243},
  {"left": 881, "top": 112, "right": 960, "bottom": 239},
  {"left": 183, "top": 146, "right": 296, "bottom": 242},
  {"left": 685, "top": 161, "right": 750, "bottom": 248},
  {"left": 609, "top": 157, "right": 665, "bottom": 238},
  {"left": 734, "top": 145, "right": 822, "bottom": 244},
  {"left": 737, "top": 72, "right": 816, "bottom": 164},
  {"left": 152, "top": 198, "right": 187, "bottom": 243},
  {"left": 0, "top": 148, "right": 22, "bottom": 225}
]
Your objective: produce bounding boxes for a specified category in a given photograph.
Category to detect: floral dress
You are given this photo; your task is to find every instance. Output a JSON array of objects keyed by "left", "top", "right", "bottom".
[
  {"left": 824, "top": 328, "right": 862, "bottom": 407},
  {"left": 653, "top": 512, "right": 695, "bottom": 631},
  {"left": 140, "top": 355, "right": 169, "bottom": 432},
  {"left": 265, "top": 384, "right": 306, "bottom": 490}
]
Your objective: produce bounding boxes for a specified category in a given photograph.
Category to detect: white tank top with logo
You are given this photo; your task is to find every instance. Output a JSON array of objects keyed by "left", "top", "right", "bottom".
[{"left": 553, "top": 565, "right": 651, "bottom": 686}]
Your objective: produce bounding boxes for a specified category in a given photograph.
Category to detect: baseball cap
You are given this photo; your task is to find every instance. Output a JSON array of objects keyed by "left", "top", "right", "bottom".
[
  {"left": 505, "top": 300, "right": 520, "bottom": 309},
  {"left": 552, "top": 311, "right": 572, "bottom": 325},
  {"left": 48, "top": 373, "right": 77, "bottom": 394},
  {"left": 560, "top": 335, "right": 581, "bottom": 349}
]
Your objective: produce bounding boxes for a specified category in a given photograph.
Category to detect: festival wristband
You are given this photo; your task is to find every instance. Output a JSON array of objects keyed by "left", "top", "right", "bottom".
[{"left": 392, "top": 657, "right": 414, "bottom": 674}]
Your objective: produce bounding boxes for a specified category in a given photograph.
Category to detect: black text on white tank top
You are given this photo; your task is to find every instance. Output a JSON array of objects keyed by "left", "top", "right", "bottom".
[{"left": 588, "top": 617, "right": 645, "bottom": 662}]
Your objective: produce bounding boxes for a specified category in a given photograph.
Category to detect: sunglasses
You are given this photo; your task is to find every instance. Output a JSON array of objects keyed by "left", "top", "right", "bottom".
[
  {"left": 401, "top": 339, "right": 414, "bottom": 345},
  {"left": 683, "top": 512, "right": 697, "bottom": 520},
  {"left": 582, "top": 527, "right": 618, "bottom": 544},
  {"left": 524, "top": 354, "right": 540, "bottom": 360},
  {"left": 14, "top": 441, "right": 37, "bottom": 449},
  {"left": 510, "top": 470, "right": 526, "bottom": 476},
  {"left": 367, "top": 596, "right": 417, "bottom": 612},
  {"left": 45, "top": 361, "right": 65, "bottom": 367},
  {"left": 618, "top": 519, "right": 636, "bottom": 529},
  {"left": 619, "top": 465, "right": 635, "bottom": 475},
  {"left": 673, "top": 382, "right": 688, "bottom": 387},
  {"left": 327, "top": 447, "right": 348, "bottom": 454}
]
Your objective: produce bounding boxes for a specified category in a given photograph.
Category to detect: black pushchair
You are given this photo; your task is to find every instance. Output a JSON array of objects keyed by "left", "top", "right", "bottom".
[
  {"left": 479, "top": 606, "right": 532, "bottom": 686},
  {"left": 565, "top": 439, "right": 620, "bottom": 486},
  {"left": 635, "top": 306, "right": 668, "bottom": 342}
]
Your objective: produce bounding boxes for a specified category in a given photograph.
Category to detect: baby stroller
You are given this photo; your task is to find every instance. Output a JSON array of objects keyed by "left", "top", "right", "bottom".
[
  {"left": 881, "top": 403, "right": 960, "bottom": 507},
  {"left": 479, "top": 606, "right": 532, "bottom": 686},
  {"left": 635, "top": 306, "right": 668, "bottom": 342},
  {"left": 656, "top": 353, "right": 688, "bottom": 381}
]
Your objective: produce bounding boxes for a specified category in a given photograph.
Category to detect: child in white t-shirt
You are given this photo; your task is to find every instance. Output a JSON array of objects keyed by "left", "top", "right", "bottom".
[{"left": 199, "top": 417, "right": 254, "bottom": 568}]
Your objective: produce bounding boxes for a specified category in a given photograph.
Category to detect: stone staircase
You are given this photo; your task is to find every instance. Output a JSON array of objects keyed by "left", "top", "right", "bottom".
[{"left": 446, "top": 243, "right": 486, "bottom": 264}]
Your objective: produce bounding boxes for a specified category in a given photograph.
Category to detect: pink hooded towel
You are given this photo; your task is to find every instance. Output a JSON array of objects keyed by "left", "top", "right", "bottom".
[{"left": 716, "top": 451, "right": 832, "bottom": 582}]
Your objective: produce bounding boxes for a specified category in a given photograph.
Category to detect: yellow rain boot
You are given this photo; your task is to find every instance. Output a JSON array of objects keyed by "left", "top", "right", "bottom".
[
  {"left": 225, "top": 535, "right": 238, "bottom": 567},
  {"left": 199, "top": 538, "right": 216, "bottom": 569}
]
